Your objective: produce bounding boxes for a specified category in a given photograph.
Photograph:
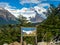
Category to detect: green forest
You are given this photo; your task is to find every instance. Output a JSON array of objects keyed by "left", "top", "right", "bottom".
[{"left": 0, "top": 4, "right": 60, "bottom": 45}]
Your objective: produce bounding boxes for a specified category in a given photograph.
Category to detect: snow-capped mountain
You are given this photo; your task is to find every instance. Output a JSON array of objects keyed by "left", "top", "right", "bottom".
[
  {"left": 29, "top": 7, "right": 47, "bottom": 23},
  {"left": 6, "top": 6, "right": 47, "bottom": 23}
]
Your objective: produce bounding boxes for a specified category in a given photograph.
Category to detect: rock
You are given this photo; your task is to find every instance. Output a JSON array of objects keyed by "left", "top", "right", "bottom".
[
  {"left": 3, "top": 43, "right": 8, "bottom": 45},
  {"left": 38, "top": 42, "right": 47, "bottom": 45},
  {"left": 9, "top": 42, "right": 21, "bottom": 45}
]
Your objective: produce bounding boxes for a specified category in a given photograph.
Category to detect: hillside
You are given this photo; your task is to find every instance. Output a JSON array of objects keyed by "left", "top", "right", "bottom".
[{"left": 0, "top": 7, "right": 19, "bottom": 24}]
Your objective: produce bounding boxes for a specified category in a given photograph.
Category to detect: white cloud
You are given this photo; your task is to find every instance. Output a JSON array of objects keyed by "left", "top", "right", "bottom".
[
  {"left": 0, "top": 2, "right": 16, "bottom": 9},
  {"left": 0, "top": 2, "right": 9, "bottom": 8},
  {"left": 38, "top": 3, "right": 50, "bottom": 7},
  {"left": 20, "top": 0, "right": 40, "bottom": 4},
  {"left": 20, "top": 0, "right": 48, "bottom": 4}
]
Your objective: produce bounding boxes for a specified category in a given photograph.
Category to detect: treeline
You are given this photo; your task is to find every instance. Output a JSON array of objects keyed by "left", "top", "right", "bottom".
[{"left": 0, "top": 24, "right": 21, "bottom": 45}]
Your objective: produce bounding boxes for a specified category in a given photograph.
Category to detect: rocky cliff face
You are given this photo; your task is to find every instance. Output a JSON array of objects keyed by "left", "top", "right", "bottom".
[
  {"left": 0, "top": 7, "right": 19, "bottom": 24},
  {"left": 30, "top": 10, "right": 45, "bottom": 23}
]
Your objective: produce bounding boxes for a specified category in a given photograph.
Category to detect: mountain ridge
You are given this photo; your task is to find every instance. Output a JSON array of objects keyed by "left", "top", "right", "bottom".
[{"left": 0, "top": 7, "right": 19, "bottom": 24}]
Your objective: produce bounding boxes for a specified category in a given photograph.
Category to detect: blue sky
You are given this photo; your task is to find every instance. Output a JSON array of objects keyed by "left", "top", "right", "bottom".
[
  {"left": 21, "top": 27, "right": 36, "bottom": 31},
  {"left": 0, "top": 0, "right": 22, "bottom": 9},
  {"left": 0, "top": 0, "right": 60, "bottom": 9}
]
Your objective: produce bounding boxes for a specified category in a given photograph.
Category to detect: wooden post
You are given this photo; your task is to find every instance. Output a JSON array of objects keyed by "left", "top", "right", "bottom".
[
  {"left": 35, "top": 36, "right": 37, "bottom": 45},
  {"left": 21, "top": 35, "right": 23, "bottom": 45},
  {"left": 36, "top": 25, "right": 37, "bottom": 45},
  {"left": 21, "top": 27, "right": 23, "bottom": 45}
]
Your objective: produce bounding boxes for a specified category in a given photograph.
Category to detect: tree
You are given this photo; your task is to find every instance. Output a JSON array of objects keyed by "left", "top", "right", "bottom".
[
  {"left": 18, "top": 15, "right": 28, "bottom": 26},
  {"left": 37, "top": 4, "right": 60, "bottom": 42}
]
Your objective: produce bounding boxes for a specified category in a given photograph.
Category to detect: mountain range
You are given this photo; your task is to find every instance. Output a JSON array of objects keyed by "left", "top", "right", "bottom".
[
  {"left": 0, "top": 7, "right": 47, "bottom": 24},
  {"left": 23, "top": 30, "right": 36, "bottom": 36}
]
